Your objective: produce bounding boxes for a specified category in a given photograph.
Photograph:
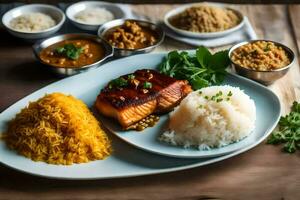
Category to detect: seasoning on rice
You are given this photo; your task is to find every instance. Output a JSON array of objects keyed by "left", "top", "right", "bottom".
[{"left": 2, "top": 93, "right": 112, "bottom": 165}]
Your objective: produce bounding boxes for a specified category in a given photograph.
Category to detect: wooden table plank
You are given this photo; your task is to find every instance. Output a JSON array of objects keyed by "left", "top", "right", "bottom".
[
  {"left": 289, "top": 5, "right": 300, "bottom": 55},
  {"left": 0, "top": 4, "right": 300, "bottom": 200}
]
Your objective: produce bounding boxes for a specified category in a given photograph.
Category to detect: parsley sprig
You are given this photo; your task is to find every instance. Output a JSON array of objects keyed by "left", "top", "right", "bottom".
[
  {"left": 267, "top": 101, "right": 300, "bottom": 153},
  {"left": 158, "top": 46, "right": 230, "bottom": 90}
]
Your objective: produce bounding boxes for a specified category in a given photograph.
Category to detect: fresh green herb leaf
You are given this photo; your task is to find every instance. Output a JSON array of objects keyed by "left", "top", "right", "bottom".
[
  {"left": 267, "top": 101, "right": 300, "bottom": 153},
  {"left": 128, "top": 74, "right": 135, "bottom": 80},
  {"left": 55, "top": 47, "right": 65, "bottom": 54},
  {"left": 250, "top": 49, "right": 258, "bottom": 56},
  {"left": 158, "top": 46, "right": 230, "bottom": 90},
  {"left": 264, "top": 43, "right": 271, "bottom": 52},
  {"left": 108, "top": 77, "right": 128, "bottom": 89},
  {"left": 143, "top": 81, "right": 152, "bottom": 89},
  {"left": 55, "top": 44, "right": 83, "bottom": 60},
  {"left": 196, "top": 46, "right": 212, "bottom": 68}
]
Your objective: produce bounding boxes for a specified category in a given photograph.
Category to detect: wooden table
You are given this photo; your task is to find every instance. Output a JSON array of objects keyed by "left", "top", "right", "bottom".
[{"left": 1, "top": 4, "right": 300, "bottom": 200}]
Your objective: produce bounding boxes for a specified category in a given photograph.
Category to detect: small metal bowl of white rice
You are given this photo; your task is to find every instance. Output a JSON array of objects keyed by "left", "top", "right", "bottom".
[
  {"left": 160, "top": 85, "right": 256, "bottom": 150},
  {"left": 66, "top": 1, "right": 126, "bottom": 31},
  {"left": 2, "top": 4, "right": 65, "bottom": 40}
]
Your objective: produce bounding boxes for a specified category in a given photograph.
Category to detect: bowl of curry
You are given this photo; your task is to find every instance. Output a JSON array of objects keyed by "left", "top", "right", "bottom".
[
  {"left": 33, "top": 33, "right": 113, "bottom": 76},
  {"left": 98, "top": 19, "right": 165, "bottom": 57}
]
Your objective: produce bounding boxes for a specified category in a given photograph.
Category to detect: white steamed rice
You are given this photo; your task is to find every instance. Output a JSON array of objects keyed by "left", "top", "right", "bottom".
[
  {"left": 9, "top": 12, "right": 56, "bottom": 32},
  {"left": 159, "top": 85, "right": 256, "bottom": 150},
  {"left": 74, "top": 8, "right": 114, "bottom": 25}
]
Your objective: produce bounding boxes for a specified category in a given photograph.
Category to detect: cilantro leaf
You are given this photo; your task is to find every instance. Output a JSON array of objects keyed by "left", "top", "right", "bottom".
[
  {"left": 267, "top": 101, "right": 300, "bottom": 153},
  {"left": 55, "top": 43, "right": 83, "bottom": 60}
]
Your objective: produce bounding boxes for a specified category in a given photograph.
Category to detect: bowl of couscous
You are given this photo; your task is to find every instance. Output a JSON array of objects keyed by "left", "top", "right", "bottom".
[{"left": 229, "top": 40, "right": 295, "bottom": 85}]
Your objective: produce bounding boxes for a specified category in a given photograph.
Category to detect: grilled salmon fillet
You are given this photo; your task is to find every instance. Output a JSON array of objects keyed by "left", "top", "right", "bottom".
[{"left": 95, "top": 69, "right": 192, "bottom": 128}]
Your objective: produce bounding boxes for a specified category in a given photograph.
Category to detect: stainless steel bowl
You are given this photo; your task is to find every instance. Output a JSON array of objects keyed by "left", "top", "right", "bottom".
[
  {"left": 97, "top": 19, "right": 165, "bottom": 57},
  {"left": 2, "top": 4, "right": 65, "bottom": 40},
  {"left": 66, "top": 1, "right": 126, "bottom": 31},
  {"left": 33, "top": 33, "right": 113, "bottom": 76},
  {"left": 229, "top": 40, "right": 295, "bottom": 85}
]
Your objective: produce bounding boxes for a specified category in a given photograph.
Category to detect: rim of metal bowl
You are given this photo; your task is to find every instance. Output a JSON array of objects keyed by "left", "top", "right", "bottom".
[
  {"left": 32, "top": 33, "right": 114, "bottom": 70},
  {"left": 97, "top": 18, "right": 165, "bottom": 53},
  {"left": 2, "top": 4, "right": 66, "bottom": 34},
  {"left": 228, "top": 39, "right": 295, "bottom": 73}
]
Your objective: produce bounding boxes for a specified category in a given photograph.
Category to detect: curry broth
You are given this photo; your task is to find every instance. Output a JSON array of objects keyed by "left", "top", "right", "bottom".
[{"left": 39, "top": 39, "right": 105, "bottom": 68}]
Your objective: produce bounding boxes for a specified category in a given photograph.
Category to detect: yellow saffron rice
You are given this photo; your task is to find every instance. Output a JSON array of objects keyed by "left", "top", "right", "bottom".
[{"left": 3, "top": 93, "right": 112, "bottom": 165}]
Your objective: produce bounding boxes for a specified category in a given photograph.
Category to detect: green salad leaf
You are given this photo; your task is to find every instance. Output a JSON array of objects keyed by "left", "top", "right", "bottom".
[
  {"left": 158, "top": 46, "right": 230, "bottom": 90},
  {"left": 267, "top": 101, "right": 300, "bottom": 153},
  {"left": 55, "top": 44, "right": 83, "bottom": 60}
]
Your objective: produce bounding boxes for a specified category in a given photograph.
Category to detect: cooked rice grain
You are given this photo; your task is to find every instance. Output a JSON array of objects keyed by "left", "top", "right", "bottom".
[{"left": 3, "top": 93, "right": 112, "bottom": 165}]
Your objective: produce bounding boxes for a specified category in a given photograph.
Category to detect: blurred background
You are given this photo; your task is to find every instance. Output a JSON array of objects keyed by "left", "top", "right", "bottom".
[{"left": 0, "top": 0, "right": 299, "bottom": 4}]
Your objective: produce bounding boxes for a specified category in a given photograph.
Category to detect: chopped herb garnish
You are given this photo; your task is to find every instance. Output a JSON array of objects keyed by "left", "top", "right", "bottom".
[
  {"left": 55, "top": 43, "right": 83, "bottom": 60},
  {"left": 143, "top": 81, "right": 152, "bottom": 89},
  {"left": 227, "top": 91, "right": 233, "bottom": 96},
  {"left": 240, "top": 51, "right": 248, "bottom": 57},
  {"left": 204, "top": 91, "right": 232, "bottom": 102},
  {"left": 128, "top": 74, "right": 135, "bottom": 80},
  {"left": 267, "top": 101, "right": 300, "bottom": 153},
  {"left": 199, "top": 91, "right": 203, "bottom": 95},
  {"left": 108, "top": 77, "right": 128, "bottom": 89},
  {"left": 216, "top": 98, "right": 223, "bottom": 103},
  {"left": 158, "top": 46, "right": 230, "bottom": 90},
  {"left": 264, "top": 43, "right": 271, "bottom": 52},
  {"left": 250, "top": 49, "right": 258, "bottom": 56},
  {"left": 211, "top": 95, "right": 217, "bottom": 101},
  {"left": 216, "top": 91, "right": 222, "bottom": 96}
]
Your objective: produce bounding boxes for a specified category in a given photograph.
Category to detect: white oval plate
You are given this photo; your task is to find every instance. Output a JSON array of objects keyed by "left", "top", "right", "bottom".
[
  {"left": 0, "top": 52, "right": 280, "bottom": 179},
  {"left": 164, "top": 3, "right": 245, "bottom": 39}
]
